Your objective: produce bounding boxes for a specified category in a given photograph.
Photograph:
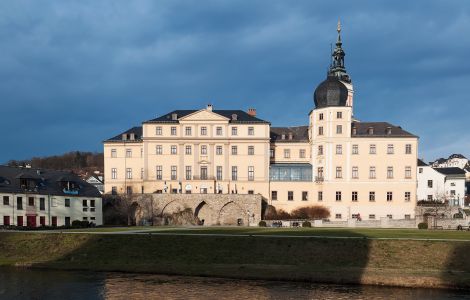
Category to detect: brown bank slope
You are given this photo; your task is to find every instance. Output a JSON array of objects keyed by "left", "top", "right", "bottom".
[{"left": 0, "top": 232, "right": 469, "bottom": 289}]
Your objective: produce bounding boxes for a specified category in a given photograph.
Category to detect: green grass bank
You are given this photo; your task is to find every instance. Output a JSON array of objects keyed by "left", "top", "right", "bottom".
[{"left": 1, "top": 231, "right": 470, "bottom": 289}]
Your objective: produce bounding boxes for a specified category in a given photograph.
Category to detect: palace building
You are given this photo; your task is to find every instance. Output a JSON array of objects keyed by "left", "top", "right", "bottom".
[{"left": 104, "top": 23, "right": 418, "bottom": 220}]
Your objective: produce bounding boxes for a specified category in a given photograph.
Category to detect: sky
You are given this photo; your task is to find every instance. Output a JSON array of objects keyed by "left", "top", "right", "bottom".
[{"left": 0, "top": 0, "right": 469, "bottom": 163}]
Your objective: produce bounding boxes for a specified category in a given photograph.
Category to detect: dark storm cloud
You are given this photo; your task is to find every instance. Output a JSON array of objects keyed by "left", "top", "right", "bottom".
[{"left": 0, "top": 0, "right": 469, "bottom": 162}]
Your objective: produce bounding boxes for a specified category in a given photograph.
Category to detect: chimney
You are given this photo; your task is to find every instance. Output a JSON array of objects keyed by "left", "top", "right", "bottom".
[
  {"left": 231, "top": 114, "right": 238, "bottom": 121},
  {"left": 207, "top": 104, "right": 213, "bottom": 111},
  {"left": 171, "top": 113, "right": 178, "bottom": 120},
  {"left": 247, "top": 108, "right": 257, "bottom": 117}
]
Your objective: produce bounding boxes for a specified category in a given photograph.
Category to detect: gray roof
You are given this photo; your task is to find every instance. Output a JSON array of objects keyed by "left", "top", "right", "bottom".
[
  {"left": 352, "top": 122, "right": 417, "bottom": 138},
  {"left": 270, "top": 126, "right": 309, "bottom": 143},
  {"left": 418, "top": 159, "right": 428, "bottom": 167},
  {"left": 144, "top": 110, "right": 270, "bottom": 124},
  {"left": 0, "top": 165, "right": 101, "bottom": 197},
  {"left": 434, "top": 167, "right": 466, "bottom": 176},
  {"left": 314, "top": 76, "right": 349, "bottom": 109},
  {"left": 105, "top": 126, "right": 143, "bottom": 142}
]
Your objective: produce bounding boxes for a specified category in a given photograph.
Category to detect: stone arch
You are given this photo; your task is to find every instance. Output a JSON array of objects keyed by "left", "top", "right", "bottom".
[
  {"left": 160, "top": 200, "right": 186, "bottom": 217},
  {"left": 217, "top": 201, "right": 248, "bottom": 226},
  {"left": 129, "top": 202, "right": 141, "bottom": 226},
  {"left": 194, "top": 201, "right": 215, "bottom": 226}
]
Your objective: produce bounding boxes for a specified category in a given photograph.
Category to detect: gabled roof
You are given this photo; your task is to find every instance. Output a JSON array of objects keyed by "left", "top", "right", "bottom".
[
  {"left": 351, "top": 122, "right": 417, "bottom": 138},
  {"left": 0, "top": 165, "right": 101, "bottom": 197},
  {"left": 270, "top": 126, "right": 309, "bottom": 143},
  {"left": 434, "top": 167, "right": 466, "bottom": 176},
  {"left": 418, "top": 159, "right": 428, "bottom": 167},
  {"left": 449, "top": 154, "right": 467, "bottom": 159},
  {"left": 105, "top": 126, "right": 143, "bottom": 142},
  {"left": 144, "top": 110, "right": 270, "bottom": 124}
]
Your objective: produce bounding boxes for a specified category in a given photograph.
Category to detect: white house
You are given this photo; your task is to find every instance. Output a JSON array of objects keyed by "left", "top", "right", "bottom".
[
  {"left": 417, "top": 159, "right": 466, "bottom": 207},
  {"left": 0, "top": 165, "right": 103, "bottom": 227}
]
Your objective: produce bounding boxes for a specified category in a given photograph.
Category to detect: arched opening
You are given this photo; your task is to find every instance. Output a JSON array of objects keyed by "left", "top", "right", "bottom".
[
  {"left": 218, "top": 201, "right": 248, "bottom": 226},
  {"left": 194, "top": 201, "right": 215, "bottom": 226}
]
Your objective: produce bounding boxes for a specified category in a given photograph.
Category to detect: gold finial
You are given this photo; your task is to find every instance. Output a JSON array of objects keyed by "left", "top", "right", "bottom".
[{"left": 337, "top": 18, "right": 341, "bottom": 33}]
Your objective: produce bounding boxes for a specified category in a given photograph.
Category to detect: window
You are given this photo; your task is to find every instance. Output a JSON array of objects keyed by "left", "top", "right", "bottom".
[
  {"left": 16, "top": 197, "right": 22, "bottom": 210},
  {"left": 156, "top": 126, "right": 162, "bottom": 135},
  {"left": 369, "top": 214, "right": 376, "bottom": 220},
  {"left": 419, "top": 167, "right": 423, "bottom": 173},
  {"left": 126, "top": 168, "right": 132, "bottom": 179},
  {"left": 111, "top": 168, "right": 117, "bottom": 179},
  {"left": 352, "top": 144, "right": 358, "bottom": 154},
  {"left": 231, "top": 146, "right": 238, "bottom": 155},
  {"left": 319, "top": 113, "right": 324, "bottom": 120},
  {"left": 40, "top": 197, "right": 45, "bottom": 210},
  {"left": 369, "top": 192, "right": 375, "bottom": 202},
  {"left": 216, "top": 166, "right": 223, "bottom": 181},
  {"left": 405, "top": 166, "right": 412, "bottom": 179},
  {"left": 185, "top": 166, "right": 192, "bottom": 180},
  {"left": 185, "top": 145, "right": 192, "bottom": 155},
  {"left": 387, "top": 214, "right": 392, "bottom": 219},
  {"left": 83, "top": 199, "right": 88, "bottom": 207},
  {"left": 317, "top": 167, "right": 324, "bottom": 178},
  {"left": 405, "top": 192, "right": 411, "bottom": 202},
  {"left": 248, "top": 146, "right": 254, "bottom": 155},
  {"left": 318, "top": 126, "right": 324, "bottom": 135},
  {"left": 427, "top": 195, "right": 433, "bottom": 201},
  {"left": 216, "top": 127, "right": 222, "bottom": 136},
  {"left": 126, "top": 149, "right": 132, "bottom": 158},
  {"left": 200, "top": 126, "right": 207, "bottom": 136},
  {"left": 337, "top": 111, "right": 342, "bottom": 119},
  {"left": 248, "top": 190, "right": 254, "bottom": 195},
  {"left": 318, "top": 191, "right": 323, "bottom": 202},
  {"left": 156, "top": 145, "right": 162, "bottom": 155},
  {"left": 369, "top": 144, "right": 376, "bottom": 154},
  {"left": 248, "top": 166, "right": 254, "bottom": 181},
  {"left": 336, "top": 167, "right": 342, "bottom": 178},
  {"left": 288, "top": 191, "right": 294, "bottom": 201},
  {"left": 318, "top": 145, "right": 323, "bottom": 155},
  {"left": 200, "top": 166, "right": 208, "bottom": 180},
  {"left": 352, "top": 191, "right": 358, "bottom": 202},
  {"left": 299, "top": 149, "right": 306, "bottom": 158},
  {"left": 171, "top": 145, "right": 177, "bottom": 155},
  {"left": 405, "top": 214, "right": 411, "bottom": 220},
  {"left": 216, "top": 146, "right": 223, "bottom": 155},
  {"left": 156, "top": 166, "right": 162, "bottom": 180},
  {"left": 171, "top": 166, "right": 177, "bottom": 180},
  {"left": 28, "top": 197, "right": 34, "bottom": 206},
  {"left": 427, "top": 180, "right": 433, "bottom": 188},
  {"left": 232, "top": 166, "right": 238, "bottom": 181},
  {"left": 185, "top": 127, "right": 192, "bottom": 136},
  {"left": 111, "top": 149, "right": 117, "bottom": 158},
  {"left": 336, "top": 125, "right": 342, "bottom": 134},
  {"left": 405, "top": 144, "right": 412, "bottom": 154},
  {"left": 171, "top": 126, "right": 177, "bottom": 136},
  {"left": 284, "top": 149, "right": 290, "bottom": 158},
  {"left": 83, "top": 217, "right": 88, "bottom": 221},
  {"left": 3, "top": 196, "right": 9, "bottom": 205},
  {"left": 65, "top": 198, "right": 70, "bottom": 207},
  {"left": 336, "top": 191, "right": 342, "bottom": 201},
  {"left": 302, "top": 191, "right": 308, "bottom": 201},
  {"left": 387, "top": 166, "right": 393, "bottom": 179},
  {"left": 336, "top": 145, "right": 342, "bottom": 154},
  {"left": 231, "top": 127, "right": 238, "bottom": 136},
  {"left": 387, "top": 144, "right": 394, "bottom": 154},
  {"left": 248, "top": 127, "right": 254, "bottom": 136},
  {"left": 335, "top": 214, "right": 342, "bottom": 219},
  {"left": 270, "top": 149, "right": 274, "bottom": 158},
  {"left": 369, "top": 167, "right": 376, "bottom": 179},
  {"left": 201, "top": 145, "right": 208, "bottom": 155},
  {"left": 387, "top": 192, "right": 393, "bottom": 201},
  {"left": 352, "top": 166, "right": 359, "bottom": 179},
  {"left": 272, "top": 191, "right": 278, "bottom": 200}
]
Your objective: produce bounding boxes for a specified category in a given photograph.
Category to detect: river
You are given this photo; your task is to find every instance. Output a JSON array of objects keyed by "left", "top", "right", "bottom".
[{"left": 0, "top": 268, "right": 469, "bottom": 299}]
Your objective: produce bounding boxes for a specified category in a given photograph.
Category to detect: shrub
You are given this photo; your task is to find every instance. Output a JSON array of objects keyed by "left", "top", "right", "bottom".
[
  {"left": 418, "top": 222, "right": 428, "bottom": 230},
  {"left": 302, "top": 221, "right": 311, "bottom": 228},
  {"left": 264, "top": 205, "right": 278, "bottom": 220},
  {"left": 258, "top": 220, "right": 267, "bottom": 227},
  {"left": 291, "top": 205, "right": 330, "bottom": 220},
  {"left": 276, "top": 209, "right": 292, "bottom": 220},
  {"left": 71, "top": 220, "right": 92, "bottom": 228}
]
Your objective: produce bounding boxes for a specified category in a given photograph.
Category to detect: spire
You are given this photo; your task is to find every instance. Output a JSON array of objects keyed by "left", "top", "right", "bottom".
[{"left": 329, "top": 18, "right": 351, "bottom": 83}]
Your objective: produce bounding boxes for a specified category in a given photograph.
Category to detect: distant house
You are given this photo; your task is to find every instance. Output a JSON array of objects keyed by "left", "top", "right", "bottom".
[
  {"left": 417, "top": 159, "right": 466, "bottom": 207},
  {"left": 0, "top": 166, "right": 103, "bottom": 227},
  {"left": 86, "top": 174, "right": 104, "bottom": 194}
]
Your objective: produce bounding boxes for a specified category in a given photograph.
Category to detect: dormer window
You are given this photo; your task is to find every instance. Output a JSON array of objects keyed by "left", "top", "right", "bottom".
[
  {"left": 352, "top": 126, "right": 357, "bottom": 135},
  {"left": 231, "top": 114, "right": 238, "bottom": 121},
  {"left": 281, "top": 134, "right": 286, "bottom": 140},
  {"left": 386, "top": 127, "right": 392, "bottom": 135},
  {"left": 368, "top": 127, "right": 374, "bottom": 135}
]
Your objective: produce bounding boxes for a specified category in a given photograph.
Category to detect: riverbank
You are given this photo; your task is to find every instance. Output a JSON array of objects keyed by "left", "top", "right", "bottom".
[{"left": 0, "top": 231, "right": 469, "bottom": 289}]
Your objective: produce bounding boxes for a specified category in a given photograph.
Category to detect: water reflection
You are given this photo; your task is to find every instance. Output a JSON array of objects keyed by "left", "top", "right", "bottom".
[{"left": 1, "top": 268, "right": 469, "bottom": 300}]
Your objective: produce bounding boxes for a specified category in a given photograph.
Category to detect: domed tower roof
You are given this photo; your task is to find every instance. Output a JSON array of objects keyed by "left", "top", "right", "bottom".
[
  {"left": 313, "top": 19, "right": 352, "bottom": 109},
  {"left": 313, "top": 76, "right": 349, "bottom": 108}
]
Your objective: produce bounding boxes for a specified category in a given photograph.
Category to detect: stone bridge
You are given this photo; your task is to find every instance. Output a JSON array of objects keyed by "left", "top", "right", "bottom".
[{"left": 129, "top": 193, "right": 262, "bottom": 226}]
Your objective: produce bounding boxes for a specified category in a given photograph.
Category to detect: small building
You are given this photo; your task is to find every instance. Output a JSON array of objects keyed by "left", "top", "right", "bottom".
[
  {"left": 0, "top": 166, "right": 102, "bottom": 227},
  {"left": 417, "top": 159, "right": 466, "bottom": 207},
  {"left": 86, "top": 174, "right": 104, "bottom": 194}
]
